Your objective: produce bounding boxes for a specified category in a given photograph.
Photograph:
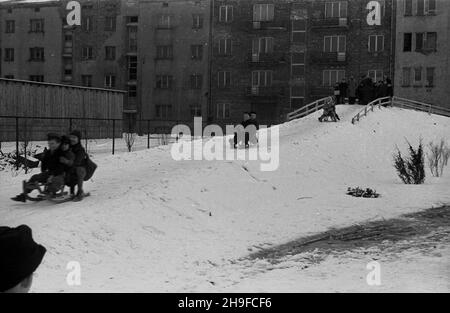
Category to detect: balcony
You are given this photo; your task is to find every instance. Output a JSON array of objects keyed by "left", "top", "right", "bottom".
[
  {"left": 250, "top": 20, "right": 288, "bottom": 31},
  {"left": 311, "top": 17, "right": 348, "bottom": 29},
  {"left": 310, "top": 52, "right": 347, "bottom": 64},
  {"left": 246, "top": 86, "right": 284, "bottom": 98},
  {"left": 247, "top": 52, "right": 288, "bottom": 66}
]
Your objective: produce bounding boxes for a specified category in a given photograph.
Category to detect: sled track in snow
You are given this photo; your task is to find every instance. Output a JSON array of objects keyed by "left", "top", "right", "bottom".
[{"left": 245, "top": 206, "right": 450, "bottom": 264}]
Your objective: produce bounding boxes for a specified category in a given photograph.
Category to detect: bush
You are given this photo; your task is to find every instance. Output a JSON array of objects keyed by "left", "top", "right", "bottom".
[
  {"left": 427, "top": 139, "right": 450, "bottom": 177},
  {"left": 393, "top": 140, "right": 425, "bottom": 184}
]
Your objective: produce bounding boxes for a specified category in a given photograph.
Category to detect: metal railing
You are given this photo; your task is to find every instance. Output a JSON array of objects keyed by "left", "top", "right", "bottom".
[
  {"left": 287, "top": 97, "right": 332, "bottom": 121},
  {"left": 391, "top": 96, "right": 450, "bottom": 117},
  {"left": 351, "top": 96, "right": 450, "bottom": 124},
  {"left": 351, "top": 96, "right": 392, "bottom": 124}
]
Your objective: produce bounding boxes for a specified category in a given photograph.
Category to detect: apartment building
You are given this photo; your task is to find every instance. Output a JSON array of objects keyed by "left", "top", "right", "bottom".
[
  {"left": 137, "top": 0, "right": 211, "bottom": 133},
  {"left": 394, "top": 0, "right": 450, "bottom": 108},
  {"left": 211, "top": 0, "right": 292, "bottom": 126},
  {"left": 0, "top": 0, "right": 63, "bottom": 83},
  {"left": 297, "top": 0, "right": 395, "bottom": 105}
]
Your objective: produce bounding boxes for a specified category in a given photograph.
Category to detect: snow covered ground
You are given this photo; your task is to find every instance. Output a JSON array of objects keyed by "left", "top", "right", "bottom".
[{"left": 0, "top": 105, "right": 449, "bottom": 292}]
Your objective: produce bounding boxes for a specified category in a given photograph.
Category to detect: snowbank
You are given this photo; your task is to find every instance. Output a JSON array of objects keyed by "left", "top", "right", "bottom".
[{"left": 0, "top": 105, "right": 449, "bottom": 292}]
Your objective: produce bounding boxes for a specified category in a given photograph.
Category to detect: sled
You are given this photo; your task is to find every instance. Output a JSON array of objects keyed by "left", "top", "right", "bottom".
[{"left": 17, "top": 180, "right": 90, "bottom": 203}]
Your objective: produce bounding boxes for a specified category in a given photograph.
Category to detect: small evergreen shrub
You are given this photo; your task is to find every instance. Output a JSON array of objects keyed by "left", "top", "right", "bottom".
[{"left": 393, "top": 140, "right": 425, "bottom": 184}]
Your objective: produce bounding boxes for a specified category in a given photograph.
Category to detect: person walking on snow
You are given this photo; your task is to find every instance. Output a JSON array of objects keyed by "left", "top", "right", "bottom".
[{"left": 348, "top": 76, "right": 357, "bottom": 104}]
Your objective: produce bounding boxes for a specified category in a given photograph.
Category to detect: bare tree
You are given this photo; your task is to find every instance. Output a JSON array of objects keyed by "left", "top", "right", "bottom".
[
  {"left": 427, "top": 139, "right": 450, "bottom": 177},
  {"left": 124, "top": 132, "right": 136, "bottom": 152}
]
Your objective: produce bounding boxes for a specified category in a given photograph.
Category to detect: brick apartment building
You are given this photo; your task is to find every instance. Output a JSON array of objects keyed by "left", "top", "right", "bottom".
[
  {"left": 210, "top": 0, "right": 395, "bottom": 125},
  {"left": 0, "top": 0, "right": 63, "bottom": 83},
  {"left": 211, "top": 0, "right": 292, "bottom": 126},
  {"left": 394, "top": 0, "right": 450, "bottom": 108},
  {"left": 291, "top": 0, "right": 395, "bottom": 107}
]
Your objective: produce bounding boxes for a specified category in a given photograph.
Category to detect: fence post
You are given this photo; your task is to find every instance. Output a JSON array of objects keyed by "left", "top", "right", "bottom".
[
  {"left": 15, "top": 117, "right": 19, "bottom": 171},
  {"left": 147, "top": 120, "right": 150, "bottom": 149},
  {"left": 112, "top": 119, "right": 116, "bottom": 155}
]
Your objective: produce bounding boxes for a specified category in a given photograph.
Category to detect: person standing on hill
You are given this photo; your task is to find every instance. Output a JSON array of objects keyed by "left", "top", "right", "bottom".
[
  {"left": 338, "top": 78, "right": 348, "bottom": 104},
  {"left": 348, "top": 76, "right": 357, "bottom": 104}
]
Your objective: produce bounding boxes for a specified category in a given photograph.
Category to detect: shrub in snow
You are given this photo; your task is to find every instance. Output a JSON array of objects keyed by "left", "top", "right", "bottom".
[
  {"left": 347, "top": 187, "right": 380, "bottom": 198},
  {"left": 393, "top": 140, "right": 425, "bottom": 184},
  {"left": 427, "top": 139, "right": 450, "bottom": 177}
]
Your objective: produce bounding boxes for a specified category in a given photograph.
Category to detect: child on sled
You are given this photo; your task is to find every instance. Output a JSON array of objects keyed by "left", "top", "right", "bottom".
[{"left": 318, "top": 96, "right": 340, "bottom": 122}]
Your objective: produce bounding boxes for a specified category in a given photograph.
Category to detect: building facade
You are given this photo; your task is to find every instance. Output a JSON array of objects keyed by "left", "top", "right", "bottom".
[
  {"left": 394, "top": 0, "right": 450, "bottom": 108},
  {"left": 211, "top": 0, "right": 292, "bottom": 126},
  {"left": 0, "top": 0, "right": 63, "bottom": 83},
  {"left": 292, "top": 0, "right": 395, "bottom": 106}
]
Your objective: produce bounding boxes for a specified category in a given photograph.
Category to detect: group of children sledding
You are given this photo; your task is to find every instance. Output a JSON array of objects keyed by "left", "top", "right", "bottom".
[
  {"left": 11, "top": 130, "right": 96, "bottom": 203},
  {"left": 232, "top": 111, "right": 259, "bottom": 149},
  {"left": 318, "top": 96, "right": 340, "bottom": 122}
]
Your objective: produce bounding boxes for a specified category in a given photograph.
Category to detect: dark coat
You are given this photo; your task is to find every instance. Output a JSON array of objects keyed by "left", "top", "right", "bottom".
[
  {"left": 70, "top": 143, "right": 87, "bottom": 167},
  {"left": 40, "top": 148, "right": 65, "bottom": 176}
]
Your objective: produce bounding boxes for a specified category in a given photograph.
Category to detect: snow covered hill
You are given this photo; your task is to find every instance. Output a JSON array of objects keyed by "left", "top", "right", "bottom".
[{"left": 1, "top": 105, "right": 449, "bottom": 292}]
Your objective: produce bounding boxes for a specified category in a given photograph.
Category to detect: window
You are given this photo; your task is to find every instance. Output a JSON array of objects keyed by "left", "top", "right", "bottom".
[
  {"left": 252, "top": 37, "right": 274, "bottom": 54},
  {"left": 252, "top": 71, "right": 273, "bottom": 87},
  {"left": 104, "top": 16, "right": 116, "bottom": 31},
  {"left": 292, "top": 32, "right": 306, "bottom": 44},
  {"left": 402, "top": 67, "right": 411, "bottom": 86},
  {"left": 82, "top": 16, "right": 93, "bottom": 31},
  {"left": 292, "top": 52, "right": 305, "bottom": 64},
  {"left": 368, "top": 70, "right": 383, "bottom": 83},
  {"left": 81, "top": 75, "right": 92, "bottom": 87},
  {"left": 5, "top": 20, "right": 15, "bottom": 33},
  {"left": 4, "top": 48, "right": 14, "bottom": 62},
  {"left": 158, "top": 15, "right": 171, "bottom": 29},
  {"left": 219, "top": 5, "right": 233, "bottom": 23},
  {"left": 29, "top": 47, "right": 44, "bottom": 61},
  {"left": 128, "top": 26, "right": 138, "bottom": 52},
  {"left": 105, "top": 46, "right": 116, "bottom": 60},
  {"left": 217, "top": 71, "right": 231, "bottom": 88},
  {"left": 323, "top": 70, "right": 345, "bottom": 86},
  {"left": 416, "top": 0, "right": 436, "bottom": 15},
  {"left": 82, "top": 46, "right": 93, "bottom": 60},
  {"left": 218, "top": 38, "right": 232, "bottom": 55},
  {"left": 416, "top": 32, "right": 437, "bottom": 51},
  {"left": 29, "top": 75, "right": 44, "bottom": 82},
  {"left": 426, "top": 67, "right": 435, "bottom": 87},
  {"left": 128, "top": 56, "right": 137, "bottom": 80},
  {"left": 190, "top": 104, "right": 202, "bottom": 117},
  {"left": 126, "top": 16, "right": 138, "bottom": 23},
  {"left": 156, "top": 75, "right": 173, "bottom": 89},
  {"left": 425, "top": 0, "right": 436, "bottom": 15},
  {"left": 292, "top": 19, "right": 306, "bottom": 31},
  {"left": 368, "top": 35, "right": 384, "bottom": 52},
  {"left": 253, "top": 4, "right": 274, "bottom": 22},
  {"left": 325, "top": 1, "right": 348, "bottom": 18},
  {"left": 192, "top": 14, "right": 203, "bottom": 29},
  {"left": 403, "top": 33, "right": 412, "bottom": 51},
  {"left": 216, "top": 103, "right": 230, "bottom": 119},
  {"left": 190, "top": 74, "right": 203, "bottom": 89},
  {"left": 105, "top": 75, "right": 116, "bottom": 88},
  {"left": 128, "top": 85, "right": 137, "bottom": 97},
  {"left": 156, "top": 45, "right": 173, "bottom": 59},
  {"left": 191, "top": 45, "right": 203, "bottom": 60},
  {"left": 413, "top": 67, "right": 422, "bottom": 85},
  {"left": 29, "top": 19, "right": 44, "bottom": 33},
  {"left": 155, "top": 104, "right": 172, "bottom": 119},
  {"left": 324, "top": 35, "right": 346, "bottom": 52},
  {"left": 404, "top": 0, "right": 413, "bottom": 16}
]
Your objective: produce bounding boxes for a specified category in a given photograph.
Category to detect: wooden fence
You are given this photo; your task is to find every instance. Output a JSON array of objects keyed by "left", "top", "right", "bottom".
[{"left": 0, "top": 78, "right": 125, "bottom": 141}]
